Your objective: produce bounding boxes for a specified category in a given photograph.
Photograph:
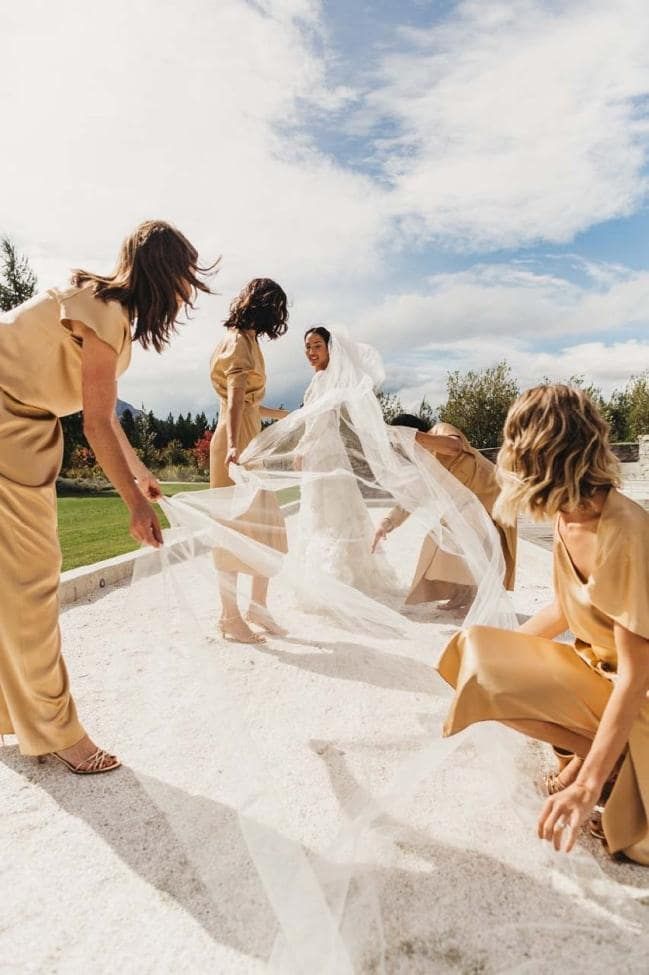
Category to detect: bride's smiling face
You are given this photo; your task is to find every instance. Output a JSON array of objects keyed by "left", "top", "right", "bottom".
[{"left": 305, "top": 332, "right": 330, "bottom": 371}]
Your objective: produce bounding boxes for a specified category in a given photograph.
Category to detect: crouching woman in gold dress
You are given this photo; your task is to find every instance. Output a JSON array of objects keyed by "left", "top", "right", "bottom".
[
  {"left": 437, "top": 385, "right": 649, "bottom": 863},
  {"left": 372, "top": 415, "right": 516, "bottom": 607}
]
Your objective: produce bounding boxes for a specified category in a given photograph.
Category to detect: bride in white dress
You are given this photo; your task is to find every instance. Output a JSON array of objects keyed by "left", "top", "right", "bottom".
[{"left": 295, "top": 326, "right": 398, "bottom": 595}]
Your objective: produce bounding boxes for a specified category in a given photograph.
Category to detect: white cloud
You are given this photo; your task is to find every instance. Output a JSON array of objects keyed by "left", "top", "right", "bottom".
[
  {"left": 337, "top": 258, "right": 649, "bottom": 409},
  {"left": 0, "top": 0, "right": 388, "bottom": 414},
  {"left": 355, "top": 260, "right": 649, "bottom": 353},
  {"left": 0, "top": 0, "right": 385, "bottom": 286},
  {"left": 393, "top": 336, "right": 649, "bottom": 416},
  {"left": 3, "top": 1, "right": 649, "bottom": 418},
  {"left": 366, "top": 0, "right": 649, "bottom": 249}
]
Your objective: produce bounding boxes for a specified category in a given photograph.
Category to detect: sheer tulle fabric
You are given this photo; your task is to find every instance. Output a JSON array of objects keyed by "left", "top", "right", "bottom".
[{"left": 124, "top": 332, "right": 627, "bottom": 971}]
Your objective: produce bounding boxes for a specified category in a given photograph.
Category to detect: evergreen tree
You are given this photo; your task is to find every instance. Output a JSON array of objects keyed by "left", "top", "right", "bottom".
[
  {"left": 194, "top": 411, "right": 209, "bottom": 439},
  {"left": 134, "top": 409, "right": 159, "bottom": 466},
  {"left": 0, "top": 236, "right": 38, "bottom": 311},
  {"left": 120, "top": 409, "right": 137, "bottom": 443}
]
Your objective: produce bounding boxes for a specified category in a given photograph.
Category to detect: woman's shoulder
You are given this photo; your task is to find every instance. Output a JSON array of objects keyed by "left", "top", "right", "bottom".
[
  {"left": 54, "top": 281, "right": 129, "bottom": 325},
  {"left": 217, "top": 326, "right": 257, "bottom": 346},
  {"left": 602, "top": 488, "right": 649, "bottom": 537},
  {"left": 431, "top": 421, "right": 462, "bottom": 438}
]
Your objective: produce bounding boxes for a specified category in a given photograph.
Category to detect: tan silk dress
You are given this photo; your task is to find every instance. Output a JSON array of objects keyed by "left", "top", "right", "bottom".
[
  {"left": 209, "top": 328, "right": 287, "bottom": 574},
  {"left": 0, "top": 284, "right": 131, "bottom": 755},
  {"left": 438, "top": 489, "right": 649, "bottom": 864},
  {"left": 388, "top": 423, "right": 517, "bottom": 603}
]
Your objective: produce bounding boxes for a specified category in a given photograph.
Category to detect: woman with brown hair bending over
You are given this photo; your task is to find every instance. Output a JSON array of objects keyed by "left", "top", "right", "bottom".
[
  {"left": 438, "top": 385, "right": 649, "bottom": 863},
  {"left": 0, "top": 220, "right": 214, "bottom": 774},
  {"left": 209, "top": 278, "right": 289, "bottom": 644},
  {"left": 372, "top": 414, "right": 516, "bottom": 608}
]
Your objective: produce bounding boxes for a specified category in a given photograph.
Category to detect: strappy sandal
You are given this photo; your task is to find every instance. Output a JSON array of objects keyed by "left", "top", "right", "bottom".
[
  {"left": 544, "top": 750, "right": 581, "bottom": 795},
  {"left": 52, "top": 748, "right": 121, "bottom": 775},
  {"left": 218, "top": 616, "right": 266, "bottom": 645},
  {"left": 545, "top": 770, "right": 570, "bottom": 795},
  {"left": 589, "top": 811, "right": 606, "bottom": 841}
]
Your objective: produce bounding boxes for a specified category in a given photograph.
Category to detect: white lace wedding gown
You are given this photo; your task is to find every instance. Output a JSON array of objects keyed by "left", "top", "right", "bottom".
[{"left": 296, "top": 367, "right": 398, "bottom": 595}]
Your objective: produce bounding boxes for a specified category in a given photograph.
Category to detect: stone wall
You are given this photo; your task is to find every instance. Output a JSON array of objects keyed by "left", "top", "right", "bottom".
[
  {"left": 480, "top": 442, "right": 640, "bottom": 464},
  {"left": 639, "top": 436, "right": 649, "bottom": 476}
]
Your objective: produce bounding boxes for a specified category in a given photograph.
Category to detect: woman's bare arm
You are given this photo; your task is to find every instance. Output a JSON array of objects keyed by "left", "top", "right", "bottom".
[
  {"left": 260, "top": 405, "right": 289, "bottom": 421},
  {"left": 538, "top": 623, "right": 649, "bottom": 852},
  {"left": 76, "top": 323, "right": 163, "bottom": 547},
  {"left": 415, "top": 430, "right": 463, "bottom": 457},
  {"left": 576, "top": 624, "right": 649, "bottom": 798},
  {"left": 110, "top": 414, "right": 162, "bottom": 501},
  {"left": 517, "top": 597, "right": 568, "bottom": 639},
  {"left": 225, "top": 386, "right": 246, "bottom": 464}
]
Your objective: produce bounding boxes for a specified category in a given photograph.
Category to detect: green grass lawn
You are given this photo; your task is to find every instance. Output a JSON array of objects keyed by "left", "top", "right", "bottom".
[{"left": 57, "top": 482, "right": 300, "bottom": 571}]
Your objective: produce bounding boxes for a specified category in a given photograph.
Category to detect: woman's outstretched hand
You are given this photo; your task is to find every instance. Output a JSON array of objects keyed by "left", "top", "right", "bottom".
[
  {"left": 537, "top": 782, "right": 597, "bottom": 853},
  {"left": 130, "top": 500, "right": 164, "bottom": 548},
  {"left": 371, "top": 524, "right": 388, "bottom": 553},
  {"left": 225, "top": 446, "right": 239, "bottom": 466}
]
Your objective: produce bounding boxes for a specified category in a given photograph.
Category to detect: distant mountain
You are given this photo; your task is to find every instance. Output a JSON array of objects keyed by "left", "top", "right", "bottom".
[{"left": 116, "top": 399, "right": 142, "bottom": 418}]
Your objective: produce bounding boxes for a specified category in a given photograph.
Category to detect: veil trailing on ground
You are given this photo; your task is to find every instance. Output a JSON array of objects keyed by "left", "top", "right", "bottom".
[
  {"left": 124, "top": 331, "right": 593, "bottom": 972},
  {"left": 205, "top": 328, "right": 514, "bottom": 634}
]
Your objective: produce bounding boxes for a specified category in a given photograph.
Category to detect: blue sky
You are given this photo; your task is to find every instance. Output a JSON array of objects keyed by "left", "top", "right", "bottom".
[{"left": 2, "top": 0, "right": 649, "bottom": 415}]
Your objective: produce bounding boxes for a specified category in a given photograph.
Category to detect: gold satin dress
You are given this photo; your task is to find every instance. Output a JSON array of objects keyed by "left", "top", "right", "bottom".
[
  {"left": 0, "top": 284, "right": 131, "bottom": 755},
  {"left": 208, "top": 328, "right": 287, "bottom": 574},
  {"left": 388, "top": 422, "right": 517, "bottom": 603},
  {"left": 438, "top": 489, "right": 649, "bottom": 865}
]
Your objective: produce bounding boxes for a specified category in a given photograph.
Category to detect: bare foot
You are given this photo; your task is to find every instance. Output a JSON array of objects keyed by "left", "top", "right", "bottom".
[
  {"left": 219, "top": 615, "right": 266, "bottom": 644},
  {"left": 53, "top": 735, "right": 121, "bottom": 774},
  {"left": 246, "top": 604, "right": 288, "bottom": 637},
  {"left": 442, "top": 587, "right": 476, "bottom": 614}
]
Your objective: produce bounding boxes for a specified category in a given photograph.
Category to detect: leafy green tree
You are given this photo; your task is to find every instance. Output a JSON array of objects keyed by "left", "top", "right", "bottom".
[
  {"left": 376, "top": 390, "right": 404, "bottom": 423},
  {"left": 417, "top": 396, "right": 437, "bottom": 428},
  {"left": 0, "top": 236, "right": 37, "bottom": 311},
  {"left": 438, "top": 361, "right": 519, "bottom": 448},
  {"left": 160, "top": 439, "right": 190, "bottom": 466},
  {"left": 625, "top": 373, "right": 649, "bottom": 440},
  {"left": 565, "top": 375, "right": 606, "bottom": 409}
]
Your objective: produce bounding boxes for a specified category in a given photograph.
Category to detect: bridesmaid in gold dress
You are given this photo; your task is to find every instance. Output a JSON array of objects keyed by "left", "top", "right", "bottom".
[
  {"left": 372, "top": 415, "right": 516, "bottom": 605},
  {"left": 0, "top": 221, "right": 214, "bottom": 774},
  {"left": 209, "top": 278, "right": 289, "bottom": 644},
  {"left": 438, "top": 385, "right": 649, "bottom": 863}
]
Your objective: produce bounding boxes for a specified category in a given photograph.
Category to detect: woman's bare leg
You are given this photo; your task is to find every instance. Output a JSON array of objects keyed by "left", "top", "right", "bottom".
[
  {"left": 218, "top": 570, "right": 264, "bottom": 643},
  {"left": 500, "top": 718, "right": 592, "bottom": 759},
  {"left": 247, "top": 576, "right": 287, "bottom": 635}
]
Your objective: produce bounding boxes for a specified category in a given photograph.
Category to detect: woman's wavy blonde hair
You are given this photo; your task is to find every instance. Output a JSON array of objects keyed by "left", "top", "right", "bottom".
[{"left": 494, "top": 384, "right": 620, "bottom": 525}]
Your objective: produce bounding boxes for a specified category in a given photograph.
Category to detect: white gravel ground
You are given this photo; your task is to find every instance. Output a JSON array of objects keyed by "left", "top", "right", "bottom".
[{"left": 2, "top": 513, "right": 649, "bottom": 975}]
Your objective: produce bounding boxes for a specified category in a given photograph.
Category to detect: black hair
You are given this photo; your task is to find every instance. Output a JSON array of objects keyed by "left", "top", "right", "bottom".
[
  {"left": 389, "top": 413, "right": 429, "bottom": 432},
  {"left": 304, "top": 325, "right": 331, "bottom": 345}
]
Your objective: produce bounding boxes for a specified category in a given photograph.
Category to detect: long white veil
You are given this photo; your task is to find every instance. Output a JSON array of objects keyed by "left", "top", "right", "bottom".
[{"left": 122, "top": 330, "right": 599, "bottom": 972}]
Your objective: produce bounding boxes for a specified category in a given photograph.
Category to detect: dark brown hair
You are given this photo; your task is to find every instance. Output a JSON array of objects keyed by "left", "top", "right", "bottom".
[
  {"left": 71, "top": 220, "right": 217, "bottom": 352},
  {"left": 304, "top": 325, "right": 331, "bottom": 344},
  {"left": 389, "top": 412, "right": 428, "bottom": 432},
  {"left": 224, "top": 278, "right": 288, "bottom": 339}
]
